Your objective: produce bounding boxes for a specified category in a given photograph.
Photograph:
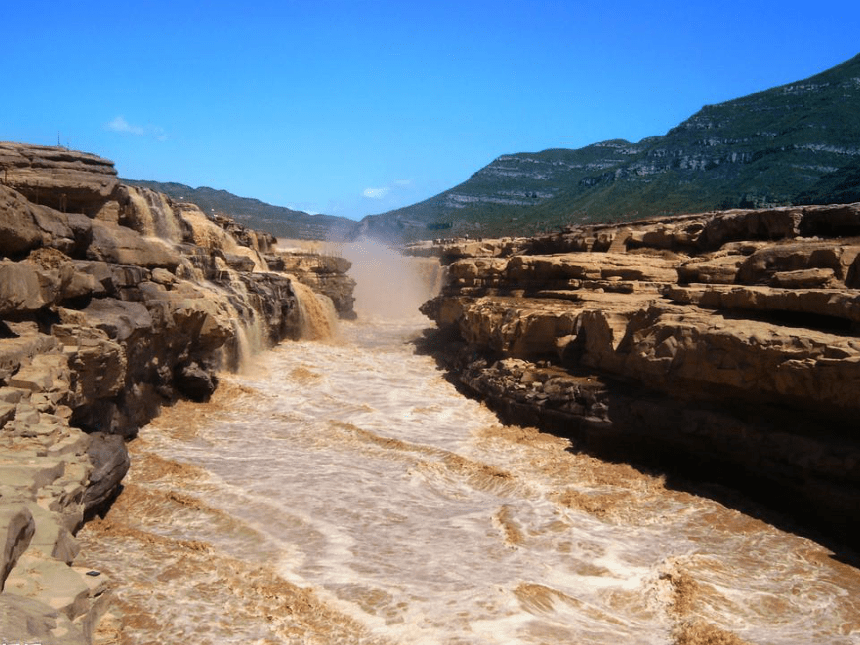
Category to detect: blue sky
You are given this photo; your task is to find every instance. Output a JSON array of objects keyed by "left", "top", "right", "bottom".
[{"left": 5, "top": 0, "right": 859, "bottom": 221}]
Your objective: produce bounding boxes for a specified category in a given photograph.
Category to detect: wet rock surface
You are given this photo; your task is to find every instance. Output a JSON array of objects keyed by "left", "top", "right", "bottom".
[
  {"left": 415, "top": 203, "right": 860, "bottom": 543},
  {"left": 0, "top": 142, "right": 355, "bottom": 642}
]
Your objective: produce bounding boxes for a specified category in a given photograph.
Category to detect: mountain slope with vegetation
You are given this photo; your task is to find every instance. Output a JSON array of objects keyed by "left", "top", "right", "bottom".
[
  {"left": 122, "top": 179, "right": 356, "bottom": 240},
  {"left": 358, "top": 52, "right": 860, "bottom": 241}
]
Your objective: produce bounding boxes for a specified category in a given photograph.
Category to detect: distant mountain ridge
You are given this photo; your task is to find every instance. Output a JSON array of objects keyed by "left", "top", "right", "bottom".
[
  {"left": 125, "top": 54, "right": 860, "bottom": 243},
  {"left": 122, "top": 179, "right": 355, "bottom": 240},
  {"left": 358, "top": 52, "right": 860, "bottom": 241}
]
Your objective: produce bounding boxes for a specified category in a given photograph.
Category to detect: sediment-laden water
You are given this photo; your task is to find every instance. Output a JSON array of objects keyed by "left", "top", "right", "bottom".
[{"left": 77, "top": 247, "right": 860, "bottom": 645}]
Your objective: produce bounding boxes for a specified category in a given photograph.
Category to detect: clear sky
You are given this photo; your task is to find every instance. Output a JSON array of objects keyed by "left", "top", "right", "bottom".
[{"left": 5, "top": 0, "right": 859, "bottom": 220}]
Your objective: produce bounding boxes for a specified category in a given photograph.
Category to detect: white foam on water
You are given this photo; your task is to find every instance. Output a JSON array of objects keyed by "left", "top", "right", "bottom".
[{"left": 78, "top": 317, "right": 860, "bottom": 645}]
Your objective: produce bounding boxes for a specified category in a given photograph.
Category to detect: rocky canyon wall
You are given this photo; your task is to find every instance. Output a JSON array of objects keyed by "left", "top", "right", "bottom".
[
  {"left": 415, "top": 204, "right": 860, "bottom": 544},
  {"left": 0, "top": 142, "right": 354, "bottom": 643}
]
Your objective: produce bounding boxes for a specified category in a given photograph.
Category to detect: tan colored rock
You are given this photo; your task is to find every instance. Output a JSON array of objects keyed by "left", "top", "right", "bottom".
[
  {"left": 0, "top": 142, "right": 118, "bottom": 215},
  {"left": 621, "top": 304, "right": 860, "bottom": 409},
  {"left": 507, "top": 253, "right": 679, "bottom": 283},
  {"left": 666, "top": 285, "right": 860, "bottom": 324},
  {"left": 53, "top": 326, "right": 127, "bottom": 407},
  {"left": 176, "top": 203, "right": 266, "bottom": 271},
  {"left": 627, "top": 218, "right": 705, "bottom": 250},
  {"left": 0, "top": 184, "right": 44, "bottom": 257},
  {"left": 7, "top": 353, "right": 70, "bottom": 394},
  {"left": 420, "top": 205, "right": 860, "bottom": 540},
  {"left": 86, "top": 219, "right": 180, "bottom": 269},
  {"left": 0, "top": 335, "right": 58, "bottom": 383},
  {"left": 0, "top": 260, "right": 60, "bottom": 314},
  {"left": 77, "top": 298, "right": 153, "bottom": 343},
  {"left": 24, "top": 248, "right": 106, "bottom": 303},
  {"left": 0, "top": 506, "right": 35, "bottom": 588},
  {"left": 677, "top": 255, "right": 745, "bottom": 284},
  {"left": 736, "top": 242, "right": 860, "bottom": 285},
  {"left": 0, "top": 593, "right": 88, "bottom": 645},
  {"left": 770, "top": 267, "right": 839, "bottom": 288},
  {"left": 21, "top": 503, "right": 80, "bottom": 564},
  {"left": 4, "top": 552, "right": 108, "bottom": 622},
  {"left": 697, "top": 207, "right": 803, "bottom": 250}
]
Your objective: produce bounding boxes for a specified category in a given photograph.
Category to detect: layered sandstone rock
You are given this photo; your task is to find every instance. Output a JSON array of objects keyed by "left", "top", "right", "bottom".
[
  {"left": 0, "top": 143, "right": 355, "bottom": 642},
  {"left": 417, "top": 203, "right": 860, "bottom": 540},
  {"left": 272, "top": 252, "right": 357, "bottom": 319},
  {"left": 0, "top": 142, "right": 118, "bottom": 217}
]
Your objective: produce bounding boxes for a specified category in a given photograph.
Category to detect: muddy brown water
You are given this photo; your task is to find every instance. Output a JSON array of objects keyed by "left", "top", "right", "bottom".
[
  {"left": 76, "top": 315, "right": 860, "bottom": 644},
  {"left": 78, "top": 244, "right": 860, "bottom": 644}
]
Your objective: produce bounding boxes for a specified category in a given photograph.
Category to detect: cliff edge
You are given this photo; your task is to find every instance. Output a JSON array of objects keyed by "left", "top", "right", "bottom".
[
  {"left": 0, "top": 142, "right": 354, "bottom": 643},
  {"left": 416, "top": 204, "right": 860, "bottom": 543}
]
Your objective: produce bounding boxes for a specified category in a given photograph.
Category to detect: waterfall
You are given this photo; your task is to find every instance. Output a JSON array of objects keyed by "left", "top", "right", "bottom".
[
  {"left": 342, "top": 238, "right": 443, "bottom": 320},
  {"left": 143, "top": 189, "right": 183, "bottom": 243},
  {"left": 289, "top": 278, "right": 339, "bottom": 341},
  {"left": 125, "top": 186, "right": 183, "bottom": 243},
  {"left": 76, "top": 318, "right": 860, "bottom": 645}
]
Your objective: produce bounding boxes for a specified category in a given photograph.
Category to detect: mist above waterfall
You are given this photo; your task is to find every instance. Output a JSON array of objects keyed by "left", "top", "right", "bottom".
[
  {"left": 276, "top": 237, "right": 444, "bottom": 321},
  {"left": 342, "top": 238, "right": 443, "bottom": 320}
]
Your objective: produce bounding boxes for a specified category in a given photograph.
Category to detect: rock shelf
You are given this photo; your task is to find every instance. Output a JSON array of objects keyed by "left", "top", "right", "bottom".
[{"left": 415, "top": 204, "right": 860, "bottom": 543}]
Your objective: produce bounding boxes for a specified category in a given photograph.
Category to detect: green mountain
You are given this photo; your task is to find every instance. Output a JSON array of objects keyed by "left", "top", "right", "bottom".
[
  {"left": 122, "top": 180, "right": 356, "bottom": 240},
  {"left": 357, "top": 53, "right": 860, "bottom": 241}
]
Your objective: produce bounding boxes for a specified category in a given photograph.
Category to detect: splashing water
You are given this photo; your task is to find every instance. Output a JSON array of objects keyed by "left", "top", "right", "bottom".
[
  {"left": 342, "top": 238, "right": 443, "bottom": 321},
  {"left": 75, "top": 252, "right": 860, "bottom": 645},
  {"left": 125, "top": 186, "right": 184, "bottom": 243},
  {"left": 276, "top": 237, "right": 443, "bottom": 322},
  {"left": 77, "top": 315, "right": 860, "bottom": 645},
  {"left": 289, "top": 277, "right": 340, "bottom": 341}
]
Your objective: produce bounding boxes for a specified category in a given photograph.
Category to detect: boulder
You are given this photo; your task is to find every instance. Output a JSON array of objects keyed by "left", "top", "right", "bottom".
[
  {"left": 0, "top": 184, "right": 43, "bottom": 257},
  {"left": 83, "top": 433, "right": 129, "bottom": 512},
  {"left": 31, "top": 205, "right": 75, "bottom": 254},
  {"left": 53, "top": 324, "right": 127, "bottom": 408},
  {"left": 87, "top": 219, "right": 180, "bottom": 269},
  {"left": 78, "top": 299, "right": 153, "bottom": 343},
  {"left": 175, "top": 362, "right": 218, "bottom": 401},
  {"left": 677, "top": 255, "right": 744, "bottom": 284},
  {"left": 0, "top": 261, "right": 59, "bottom": 315},
  {"left": 0, "top": 506, "right": 35, "bottom": 588},
  {"left": 4, "top": 552, "right": 109, "bottom": 629}
]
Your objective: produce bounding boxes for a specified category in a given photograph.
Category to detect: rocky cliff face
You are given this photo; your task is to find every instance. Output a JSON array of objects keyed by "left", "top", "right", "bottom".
[
  {"left": 416, "top": 203, "right": 860, "bottom": 542},
  {"left": 0, "top": 143, "right": 355, "bottom": 643}
]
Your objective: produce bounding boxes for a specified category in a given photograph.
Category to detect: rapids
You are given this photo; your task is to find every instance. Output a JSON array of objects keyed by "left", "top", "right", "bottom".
[{"left": 76, "top": 249, "right": 860, "bottom": 645}]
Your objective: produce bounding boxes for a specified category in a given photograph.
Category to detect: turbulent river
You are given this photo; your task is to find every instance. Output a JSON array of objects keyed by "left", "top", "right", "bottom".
[{"left": 77, "top": 248, "right": 860, "bottom": 645}]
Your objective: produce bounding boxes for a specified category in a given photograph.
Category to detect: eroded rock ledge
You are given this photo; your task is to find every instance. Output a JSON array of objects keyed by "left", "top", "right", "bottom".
[
  {"left": 415, "top": 204, "right": 860, "bottom": 542},
  {"left": 0, "top": 143, "right": 355, "bottom": 643}
]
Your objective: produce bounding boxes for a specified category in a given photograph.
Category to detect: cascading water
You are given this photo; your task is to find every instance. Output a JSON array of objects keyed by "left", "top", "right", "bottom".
[
  {"left": 76, "top": 248, "right": 860, "bottom": 645},
  {"left": 289, "top": 277, "right": 340, "bottom": 341},
  {"left": 125, "top": 186, "right": 184, "bottom": 243}
]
